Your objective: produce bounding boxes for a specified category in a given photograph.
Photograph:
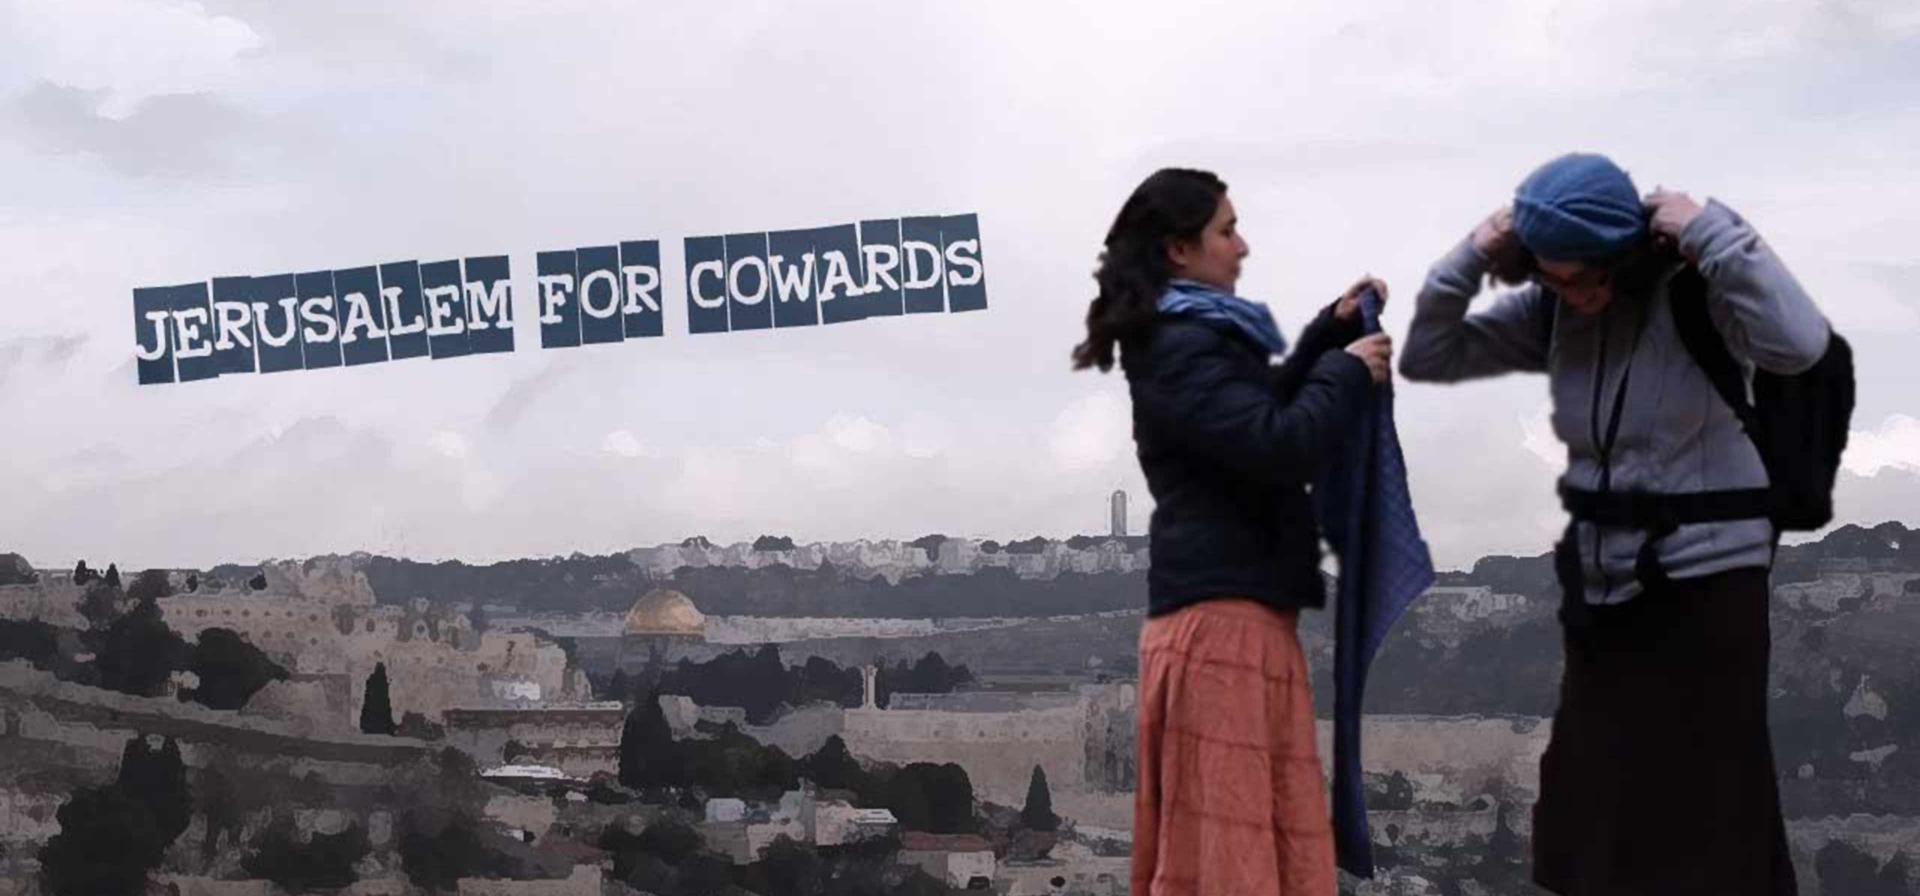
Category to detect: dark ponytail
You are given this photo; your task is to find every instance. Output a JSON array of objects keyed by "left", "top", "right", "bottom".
[{"left": 1072, "top": 168, "right": 1227, "bottom": 372}]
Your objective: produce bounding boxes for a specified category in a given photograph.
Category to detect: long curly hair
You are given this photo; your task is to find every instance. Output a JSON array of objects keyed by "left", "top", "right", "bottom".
[{"left": 1071, "top": 168, "right": 1227, "bottom": 372}]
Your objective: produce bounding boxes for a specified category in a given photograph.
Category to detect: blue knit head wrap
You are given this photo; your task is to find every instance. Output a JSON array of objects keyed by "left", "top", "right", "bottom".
[{"left": 1512, "top": 153, "right": 1647, "bottom": 262}]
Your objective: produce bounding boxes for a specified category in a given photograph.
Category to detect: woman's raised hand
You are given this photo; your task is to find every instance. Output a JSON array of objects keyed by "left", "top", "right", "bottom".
[
  {"left": 1345, "top": 332, "right": 1393, "bottom": 384},
  {"left": 1335, "top": 275, "right": 1389, "bottom": 322},
  {"left": 1471, "top": 206, "right": 1517, "bottom": 258}
]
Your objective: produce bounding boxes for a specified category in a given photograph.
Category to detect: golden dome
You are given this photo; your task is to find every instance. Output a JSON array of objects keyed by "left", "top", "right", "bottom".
[{"left": 623, "top": 589, "right": 705, "bottom": 638}]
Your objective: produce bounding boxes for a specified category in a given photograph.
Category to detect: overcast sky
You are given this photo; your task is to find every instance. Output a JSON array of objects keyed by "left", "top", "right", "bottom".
[{"left": 3, "top": 0, "right": 1917, "bottom": 571}]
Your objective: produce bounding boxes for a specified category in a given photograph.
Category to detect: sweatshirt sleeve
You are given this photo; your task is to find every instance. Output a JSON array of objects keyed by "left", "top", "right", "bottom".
[
  {"left": 1398, "top": 236, "right": 1554, "bottom": 382},
  {"left": 1680, "top": 199, "right": 1831, "bottom": 375},
  {"left": 1132, "top": 322, "right": 1372, "bottom": 489}
]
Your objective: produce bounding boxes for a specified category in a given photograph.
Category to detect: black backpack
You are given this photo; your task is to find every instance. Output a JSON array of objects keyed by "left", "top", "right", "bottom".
[{"left": 1667, "top": 266, "right": 1855, "bottom": 531}]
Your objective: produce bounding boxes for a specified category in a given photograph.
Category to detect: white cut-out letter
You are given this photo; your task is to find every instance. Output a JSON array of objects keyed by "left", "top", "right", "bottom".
[
  {"left": 173, "top": 307, "right": 214, "bottom": 358},
  {"left": 728, "top": 256, "right": 769, "bottom": 306},
  {"left": 213, "top": 301, "right": 255, "bottom": 350},
  {"left": 383, "top": 286, "right": 427, "bottom": 336},
  {"left": 860, "top": 243, "right": 901, "bottom": 294},
  {"left": 464, "top": 279, "right": 511, "bottom": 331},
  {"left": 817, "top": 251, "right": 858, "bottom": 302},
  {"left": 944, "top": 239, "right": 983, "bottom": 287},
  {"left": 689, "top": 260, "right": 727, "bottom": 309},
  {"left": 537, "top": 274, "right": 576, "bottom": 323},
  {"left": 424, "top": 284, "right": 466, "bottom": 336},
  {"left": 135, "top": 312, "right": 171, "bottom": 361},
  {"left": 902, "top": 240, "right": 944, "bottom": 289},
  {"left": 621, "top": 265, "right": 661, "bottom": 314},
  {"left": 579, "top": 269, "right": 621, "bottom": 319},
  {"left": 769, "top": 253, "right": 816, "bottom": 302},
  {"left": 251, "top": 297, "right": 301, "bottom": 347},
  {"left": 300, "top": 295, "right": 338, "bottom": 343},
  {"left": 338, "top": 291, "right": 386, "bottom": 345}
]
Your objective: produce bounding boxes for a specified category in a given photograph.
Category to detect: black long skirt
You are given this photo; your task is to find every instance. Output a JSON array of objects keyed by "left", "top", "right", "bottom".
[{"left": 1532, "top": 566, "right": 1797, "bottom": 896}]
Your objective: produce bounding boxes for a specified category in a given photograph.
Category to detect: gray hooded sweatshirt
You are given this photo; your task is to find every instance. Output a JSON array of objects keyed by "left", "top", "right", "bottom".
[{"left": 1400, "top": 199, "right": 1831, "bottom": 604}]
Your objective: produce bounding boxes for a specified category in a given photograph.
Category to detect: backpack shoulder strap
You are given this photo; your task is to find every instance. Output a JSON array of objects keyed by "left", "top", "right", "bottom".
[{"left": 1667, "top": 266, "right": 1755, "bottom": 427}]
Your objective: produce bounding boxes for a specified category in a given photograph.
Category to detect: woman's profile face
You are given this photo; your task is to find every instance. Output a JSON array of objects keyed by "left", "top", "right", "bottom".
[{"left": 1167, "top": 195, "right": 1248, "bottom": 291}]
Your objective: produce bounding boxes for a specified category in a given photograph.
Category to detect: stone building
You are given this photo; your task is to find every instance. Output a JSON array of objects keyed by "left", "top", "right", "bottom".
[
  {"left": 840, "top": 672, "right": 1136, "bottom": 807},
  {"left": 161, "top": 593, "right": 581, "bottom": 728},
  {"left": 0, "top": 787, "right": 64, "bottom": 848},
  {"left": 443, "top": 703, "right": 626, "bottom": 778},
  {"left": 1080, "top": 683, "right": 1137, "bottom": 792},
  {"left": 816, "top": 802, "right": 899, "bottom": 847},
  {"left": 701, "top": 784, "right": 898, "bottom": 864},
  {"left": 931, "top": 538, "right": 1148, "bottom": 579},
  {"left": 898, "top": 832, "right": 997, "bottom": 889},
  {"left": 141, "top": 561, "right": 588, "bottom": 730},
  {"left": 453, "top": 866, "right": 602, "bottom": 896},
  {"left": 0, "top": 581, "right": 86, "bottom": 628},
  {"left": 624, "top": 536, "right": 1151, "bottom": 583}
]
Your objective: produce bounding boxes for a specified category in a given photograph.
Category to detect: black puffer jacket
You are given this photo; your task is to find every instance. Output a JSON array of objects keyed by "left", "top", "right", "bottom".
[{"left": 1120, "top": 302, "right": 1372, "bottom": 617}]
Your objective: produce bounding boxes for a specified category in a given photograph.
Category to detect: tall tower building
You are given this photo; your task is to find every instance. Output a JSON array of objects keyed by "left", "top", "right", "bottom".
[{"left": 1110, "top": 489, "right": 1129, "bottom": 537}]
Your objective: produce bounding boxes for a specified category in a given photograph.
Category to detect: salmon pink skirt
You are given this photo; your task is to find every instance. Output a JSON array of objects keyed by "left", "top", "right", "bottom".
[{"left": 1132, "top": 598, "right": 1334, "bottom": 896}]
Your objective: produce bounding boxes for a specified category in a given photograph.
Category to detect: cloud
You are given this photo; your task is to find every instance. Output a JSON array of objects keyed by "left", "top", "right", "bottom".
[
  {"left": 1129, "top": 138, "right": 1468, "bottom": 180},
  {"left": 649, "top": 414, "right": 960, "bottom": 544},
  {"left": 1048, "top": 392, "right": 1130, "bottom": 472},
  {"left": 1832, "top": 466, "right": 1920, "bottom": 533},
  {"left": 0, "top": 333, "right": 88, "bottom": 390},
  {"left": 2, "top": 0, "right": 262, "bottom": 115},
  {"left": 1518, "top": 401, "right": 1562, "bottom": 470},
  {"left": 427, "top": 430, "right": 470, "bottom": 460},
  {"left": 1845, "top": 414, "right": 1920, "bottom": 477},
  {"left": 1858, "top": 262, "right": 1920, "bottom": 329},
  {"left": 825, "top": 415, "right": 890, "bottom": 454},
  {"left": 483, "top": 360, "right": 576, "bottom": 433},
  {"left": 1315, "top": 0, "right": 1920, "bottom": 101},
  {"left": 600, "top": 430, "right": 650, "bottom": 459},
  {"left": 0, "top": 3, "right": 1915, "bottom": 568},
  {"left": 4, "top": 82, "right": 261, "bottom": 178},
  {"left": 1398, "top": 377, "right": 1568, "bottom": 569},
  {"left": 897, "top": 412, "right": 952, "bottom": 460}
]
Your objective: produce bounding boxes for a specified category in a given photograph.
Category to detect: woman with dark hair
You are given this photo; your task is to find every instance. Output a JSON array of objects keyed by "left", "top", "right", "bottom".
[
  {"left": 1076, "top": 167, "right": 1390, "bottom": 894},
  {"left": 1400, "top": 153, "right": 1830, "bottom": 894}
]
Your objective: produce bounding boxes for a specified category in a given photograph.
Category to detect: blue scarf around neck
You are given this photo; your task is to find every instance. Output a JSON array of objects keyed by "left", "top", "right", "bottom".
[{"left": 1155, "top": 278, "right": 1290, "bottom": 356}]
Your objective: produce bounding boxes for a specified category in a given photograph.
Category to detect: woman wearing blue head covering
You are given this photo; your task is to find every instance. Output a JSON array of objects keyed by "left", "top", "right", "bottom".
[
  {"left": 1073, "top": 168, "right": 1391, "bottom": 894},
  {"left": 1401, "top": 153, "right": 1831, "bottom": 894}
]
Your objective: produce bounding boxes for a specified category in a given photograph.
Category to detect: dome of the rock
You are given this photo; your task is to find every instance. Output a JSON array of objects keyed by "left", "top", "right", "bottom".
[{"left": 623, "top": 589, "right": 705, "bottom": 638}]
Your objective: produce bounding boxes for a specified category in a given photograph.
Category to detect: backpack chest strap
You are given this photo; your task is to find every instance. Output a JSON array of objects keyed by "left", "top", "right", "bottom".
[
  {"left": 1559, "top": 484, "right": 1774, "bottom": 599},
  {"left": 1559, "top": 485, "right": 1773, "bottom": 529}
]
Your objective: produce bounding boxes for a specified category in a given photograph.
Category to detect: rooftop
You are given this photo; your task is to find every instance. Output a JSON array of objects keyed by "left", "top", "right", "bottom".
[{"left": 900, "top": 832, "right": 993, "bottom": 853}]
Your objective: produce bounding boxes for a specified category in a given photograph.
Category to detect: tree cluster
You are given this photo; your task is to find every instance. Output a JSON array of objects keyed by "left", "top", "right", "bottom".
[
  {"left": 38, "top": 736, "right": 190, "bottom": 896},
  {"left": 612, "top": 647, "right": 973, "bottom": 725},
  {"left": 619, "top": 695, "right": 980, "bottom": 834}
]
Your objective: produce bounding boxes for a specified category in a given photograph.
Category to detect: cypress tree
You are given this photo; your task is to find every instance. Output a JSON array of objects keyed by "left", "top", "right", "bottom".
[{"left": 360, "top": 662, "right": 396, "bottom": 735}]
